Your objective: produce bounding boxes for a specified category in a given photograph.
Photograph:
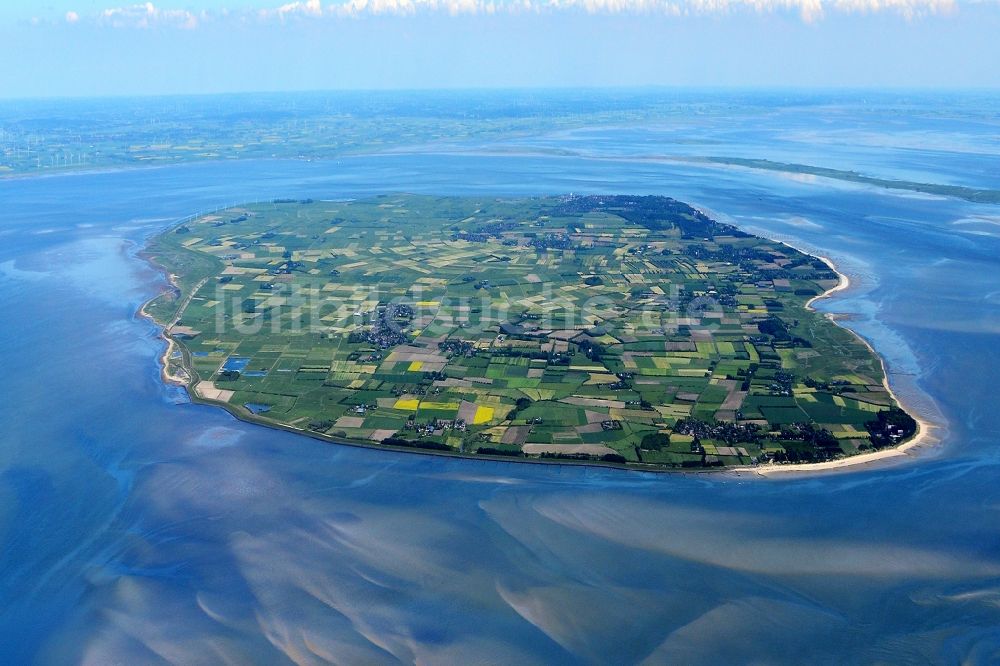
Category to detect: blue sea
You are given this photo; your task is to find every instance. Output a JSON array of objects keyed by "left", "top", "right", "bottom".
[{"left": 2, "top": 91, "right": 1000, "bottom": 663}]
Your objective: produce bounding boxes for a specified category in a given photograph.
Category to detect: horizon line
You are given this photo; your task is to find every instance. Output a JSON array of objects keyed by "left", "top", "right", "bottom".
[{"left": 4, "top": 83, "right": 1000, "bottom": 104}]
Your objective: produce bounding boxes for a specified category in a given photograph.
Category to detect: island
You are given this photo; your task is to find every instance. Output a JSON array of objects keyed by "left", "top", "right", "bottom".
[{"left": 142, "top": 194, "right": 918, "bottom": 469}]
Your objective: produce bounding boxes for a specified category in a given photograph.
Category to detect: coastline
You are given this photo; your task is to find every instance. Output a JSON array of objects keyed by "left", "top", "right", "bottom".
[
  {"left": 138, "top": 212, "right": 942, "bottom": 479},
  {"left": 135, "top": 249, "right": 192, "bottom": 388},
  {"left": 732, "top": 249, "right": 940, "bottom": 478}
]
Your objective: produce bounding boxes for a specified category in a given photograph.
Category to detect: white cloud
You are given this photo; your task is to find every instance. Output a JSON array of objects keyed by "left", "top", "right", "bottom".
[
  {"left": 832, "top": 0, "right": 956, "bottom": 19},
  {"left": 66, "top": 10, "right": 80, "bottom": 23},
  {"left": 99, "top": 2, "right": 200, "bottom": 29},
  {"left": 320, "top": 0, "right": 955, "bottom": 19},
  {"left": 261, "top": 0, "right": 326, "bottom": 19},
  {"left": 87, "top": 0, "right": 966, "bottom": 24},
  {"left": 328, "top": 0, "right": 507, "bottom": 16},
  {"left": 704, "top": 0, "right": 826, "bottom": 22}
]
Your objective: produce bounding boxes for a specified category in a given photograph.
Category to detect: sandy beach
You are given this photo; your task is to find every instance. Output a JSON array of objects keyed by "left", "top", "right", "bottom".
[
  {"left": 136, "top": 262, "right": 194, "bottom": 388},
  {"left": 139, "top": 301, "right": 189, "bottom": 387}
]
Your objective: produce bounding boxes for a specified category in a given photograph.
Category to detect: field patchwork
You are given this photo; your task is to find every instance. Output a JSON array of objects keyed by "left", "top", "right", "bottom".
[{"left": 144, "top": 194, "right": 917, "bottom": 468}]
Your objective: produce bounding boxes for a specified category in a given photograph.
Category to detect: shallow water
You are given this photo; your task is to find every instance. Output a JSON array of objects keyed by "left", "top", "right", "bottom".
[{"left": 2, "top": 93, "right": 1000, "bottom": 663}]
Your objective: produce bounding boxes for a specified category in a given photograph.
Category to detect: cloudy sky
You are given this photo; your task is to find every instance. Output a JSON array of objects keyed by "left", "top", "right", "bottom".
[{"left": 1, "top": 0, "right": 998, "bottom": 97}]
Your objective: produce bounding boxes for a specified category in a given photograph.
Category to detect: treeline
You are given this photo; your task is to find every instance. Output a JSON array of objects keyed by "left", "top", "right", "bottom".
[
  {"left": 550, "top": 195, "right": 737, "bottom": 239},
  {"left": 866, "top": 408, "right": 918, "bottom": 448},
  {"left": 381, "top": 437, "right": 452, "bottom": 452},
  {"left": 477, "top": 447, "right": 525, "bottom": 457},
  {"left": 538, "top": 452, "right": 628, "bottom": 464}
]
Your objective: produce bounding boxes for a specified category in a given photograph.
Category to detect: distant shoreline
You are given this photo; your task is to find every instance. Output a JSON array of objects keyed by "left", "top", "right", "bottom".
[{"left": 8, "top": 150, "right": 1000, "bottom": 205}]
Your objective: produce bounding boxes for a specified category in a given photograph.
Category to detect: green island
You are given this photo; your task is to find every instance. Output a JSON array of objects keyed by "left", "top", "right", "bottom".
[{"left": 143, "top": 194, "right": 917, "bottom": 469}]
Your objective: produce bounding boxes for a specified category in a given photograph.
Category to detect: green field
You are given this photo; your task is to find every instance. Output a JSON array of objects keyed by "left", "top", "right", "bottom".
[{"left": 143, "top": 194, "right": 916, "bottom": 468}]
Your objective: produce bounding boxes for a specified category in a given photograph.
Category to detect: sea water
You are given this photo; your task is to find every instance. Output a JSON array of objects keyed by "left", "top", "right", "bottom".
[{"left": 1, "top": 91, "right": 999, "bottom": 663}]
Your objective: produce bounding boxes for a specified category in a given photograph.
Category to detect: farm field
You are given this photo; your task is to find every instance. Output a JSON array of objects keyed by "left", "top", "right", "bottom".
[{"left": 144, "top": 194, "right": 916, "bottom": 468}]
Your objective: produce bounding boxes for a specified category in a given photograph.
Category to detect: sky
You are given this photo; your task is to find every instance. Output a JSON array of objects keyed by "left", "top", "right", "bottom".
[{"left": 1, "top": 0, "right": 998, "bottom": 97}]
